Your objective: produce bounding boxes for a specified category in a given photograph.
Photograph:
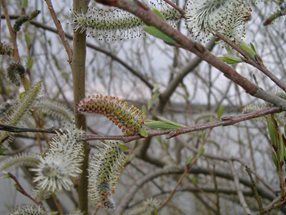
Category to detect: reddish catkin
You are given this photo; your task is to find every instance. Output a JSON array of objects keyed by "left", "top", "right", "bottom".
[{"left": 77, "top": 95, "right": 145, "bottom": 135}]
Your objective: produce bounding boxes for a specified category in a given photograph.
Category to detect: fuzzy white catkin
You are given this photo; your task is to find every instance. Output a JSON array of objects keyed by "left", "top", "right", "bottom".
[
  {"left": 9, "top": 205, "right": 45, "bottom": 215},
  {"left": 184, "top": 0, "right": 253, "bottom": 43},
  {"left": 72, "top": 0, "right": 180, "bottom": 41},
  {"left": 32, "top": 124, "right": 84, "bottom": 192}
]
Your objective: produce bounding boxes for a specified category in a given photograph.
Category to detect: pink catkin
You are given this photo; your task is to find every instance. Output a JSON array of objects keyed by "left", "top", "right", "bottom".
[{"left": 77, "top": 95, "right": 144, "bottom": 135}]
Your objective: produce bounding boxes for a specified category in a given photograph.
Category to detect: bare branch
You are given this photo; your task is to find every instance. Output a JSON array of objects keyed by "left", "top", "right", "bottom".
[
  {"left": 229, "top": 161, "right": 254, "bottom": 215},
  {"left": 44, "top": 0, "right": 73, "bottom": 64}
]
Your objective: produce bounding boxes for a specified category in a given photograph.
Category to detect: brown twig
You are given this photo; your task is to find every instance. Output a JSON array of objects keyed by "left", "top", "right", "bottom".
[
  {"left": 229, "top": 161, "right": 254, "bottom": 215},
  {"left": 214, "top": 32, "right": 286, "bottom": 93},
  {"left": 212, "top": 165, "right": 221, "bottom": 215},
  {"left": 116, "top": 165, "right": 279, "bottom": 215},
  {"left": 245, "top": 166, "right": 264, "bottom": 214},
  {"left": 0, "top": 123, "right": 57, "bottom": 133},
  {"left": 44, "top": 0, "right": 73, "bottom": 64},
  {"left": 263, "top": 7, "right": 286, "bottom": 26},
  {"left": 167, "top": 107, "right": 281, "bottom": 138},
  {"left": 0, "top": 0, "right": 20, "bottom": 62},
  {"left": 158, "top": 143, "right": 205, "bottom": 210},
  {"left": 98, "top": 0, "right": 286, "bottom": 110},
  {"left": 162, "top": 0, "right": 184, "bottom": 16},
  {"left": 261, "top": 196, "right": 286, "bottom": 214},
  {"left": 0, "top": 107, "right": 282, "bottom": 145},
  {"left": 84, "top": 107, "right": 281, "bottom": 142},
  {"left": 7, "top": 172, "right": 42, "bottom": 206},
  {"left": 158, "top": 167, "right": 188, "bottom": 210},
  {"left": 51, "top": 194, "right": 64, "bottom": 215}
]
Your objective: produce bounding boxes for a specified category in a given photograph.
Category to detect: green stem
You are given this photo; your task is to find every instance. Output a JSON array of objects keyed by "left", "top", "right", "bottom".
[{"left": 72, "top": 0, "right": 89, "bottom": 214}]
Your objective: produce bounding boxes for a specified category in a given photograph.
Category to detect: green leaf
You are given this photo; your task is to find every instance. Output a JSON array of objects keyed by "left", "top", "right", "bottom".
[
  {"left": 118, "top": 143, "right": 129, "bottom": 151},
  {"left": 216, "top": 105, "right": 225, "bottom": 119},
  {"left": 266, "top": 115, "right": 278, "bottom": 146},
  {"left": 21, "top": 0, "right": 28, "bottom": 8},
  {"left": 143, "top": 25, "right": 176, "bottom": 45},
  {"left": 157, "top": 116, "right": 186, "bottom": 128},
  {"left": 147, "top": 86, "right": 160, "bottom": 110},
  {"left": 187, "top": 156, "right": 194, "bottom": 164},
  {"left": 239, "top": 41, "right": 257, "bottom": 60},
  {"left": 219, "top": 54, "right": 243, "bottom": 64},
  {"left": 24, "top": 33, "right": 31, "bottom": 47},
  {"left": 26, "top": 57, "right": 33, "bottom": 70},
  {"left": 0, "top": 146, "right": 6, "bottom": 155},
  {"left": 197, "top": 147, "right": 205, "bottom": 157},
  {"left": 250, "top": 42, "right": 257, "bottom": 54},
  {"left": 141, "top": 105, "right": 147, "bottom": 116},
  {"left": 191, "top": 176, "right": 198, "bottom": 185},
  {"left": 279, "top": 133, "right": 285, "bottom": 160},
  {"left": 139, "top": 128, "right": 148, "bottom": 137},
  {"left": 152, "top": 8, "right": 165, "bottom": 20},
  {"left": 279, "top": 132, "right": 286, "bottom": 160},
  {"left": 145, "top": 118, "right": 185, "bottom": 129},
  {"left": 272, "top": 152, "right": 278, "bottom": 169},
  {"left": 143, "top": 9, "right": 176, "bottom": 45}
]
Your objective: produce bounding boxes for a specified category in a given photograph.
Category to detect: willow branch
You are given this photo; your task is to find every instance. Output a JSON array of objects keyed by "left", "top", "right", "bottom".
[
  {"left": 44, "top": 0, "right": 73, "bottom": 63},
  {"left": 116, "top": 165, "right": 277, "bottom": 215},
  {"left": 158, "top": 39, "right": 216, "bottom": 112},
  {"left": 0, "top": 124, "right": 56, "bottom": 133},
  {"left": 0, "top": 0, "right": 20, "bottom": 62},
  {"left": 7, "top": 172, "right": 42, "bottom": 206},
  {"left": 85, "top": 106, "right": 282, "bottom": 142},
  {"left": 214, "top": 32, "right": 286, "bottom": 93},
  {"left": 263, "top": 7, "right": 286, "bottom": 26},
  {"left": 72, "top": 0, "right": 89, "bottom": 214},
  {"left": 229, "top": 161, "right": 254, "bottom": 215},
  {"left": 0, "top": 107, "right": 281, "bottom": 144},
  {"left": 245, "top": 166, "right": 264, "bottom": 214},
  {"left": 97, "top": 0, "right": 286, "bottom": 110},
  {"left": 162, "top": 0, "right": 184, "bottom": 16},
  {"left": 28, "top": 20, "right": 153, "bottom": 89}
]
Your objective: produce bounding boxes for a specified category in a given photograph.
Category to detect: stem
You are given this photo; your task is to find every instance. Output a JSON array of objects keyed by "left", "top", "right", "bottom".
[
  {"left": 72, "top": 0, "right": 89, "bottom": 214},
  {"left": 106, "top": 0, "right": 286, "bottom": 110},
  {"left": 7, "top": 172, "right": 42, "bottom": 206},
  {"left": 44, "top": 0, "right": 73, "bottom": 63},
  {"left": 0, "top": 0, "right": 20, "bottom": 63}
]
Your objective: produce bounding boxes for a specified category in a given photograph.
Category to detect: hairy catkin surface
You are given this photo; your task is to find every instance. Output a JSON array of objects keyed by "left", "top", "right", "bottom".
[{"left": 77, "top": 95, "right": 145, "bottom": 135}]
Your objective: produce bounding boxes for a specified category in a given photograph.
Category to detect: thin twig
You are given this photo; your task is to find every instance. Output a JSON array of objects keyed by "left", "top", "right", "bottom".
[
  {"left": 44, "top": 0, "right": 73, "bottom": 63},
  {"left": 158, "top": 167, "right": 188, "bottom": 210},
  {"left": 51, "top": 194, "right": 64, "bottom": 215},
  {"left": 28, "top": 20, "right": 153, "bottom": 89},
  {"left": 261, "top": 196, "right": 286, "bottom": 214},
  {"left": 214, "top": 31, "right": 286, "bottom": 93},
  {"left": 158, "top": 143, "right": 205, "bottom": 210},
  {"left": 85, "top": 107, "right": 281, "bottom": 142},
  {"left": 105, "top": 0, "right": 286, "bottom": 110},
  {"left": 167, "top": 107, "right": 281, "bottom": 138},
  {"left": 263, "top": 7, "right": 286, "bottom": 26},
  {"left": 0, "top": 107, "right": 282, "bottom": 145},
  {"left": 212, "top": 165, "right": 221, "bottom": 215},
  {"left": 245, "top": 166, "right": 264, "bottom": 214},
  {"left": 0, "top": 123, "right": 56, "bottom": 133},
  {"left": 229, "top": 161, "right": 254, "bottom": 215},
  {"left": 0, "top": 0, "right": 20, "bottom": 62},
  {"left": 162, "top": 0, "right": 184, "bottom": 16},
  {"left": 7, "top": 172, "right": 42, "bottom": 206},
  {"left": 116, "top": 164, "right": 279, "bottom": 215}
]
